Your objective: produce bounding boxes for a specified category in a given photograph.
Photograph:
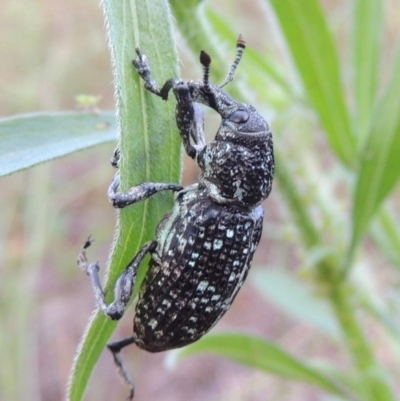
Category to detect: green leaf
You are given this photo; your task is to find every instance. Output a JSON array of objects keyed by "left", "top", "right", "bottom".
[
  {"left": 174, "top": 333, "right": 357, "bottom": 399},
  {"left": 267, "top": 0, "right": 355, "bottom": 166},
  {"left": 251, "top": 269, "right": 340, "bottom": 338},
  {"left": 352, "top": 0, "right": 383, "bottom": 144},
  {"left": 67, "top": 1, "right": 180, "bottom": 401},
  {"left": 0, "top": 111, "right": 116, "bottom": 177},
  {"left": 371, "top": 208, "right": 400, "bottom": 269},
  {"left": 350, "top": 43, "right": 400, "bottom": 255}
]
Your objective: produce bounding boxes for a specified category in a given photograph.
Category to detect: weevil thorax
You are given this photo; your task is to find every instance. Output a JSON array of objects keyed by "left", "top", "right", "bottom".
[{"left": 188, "top": 81, "right": 275, "bottom": 209}]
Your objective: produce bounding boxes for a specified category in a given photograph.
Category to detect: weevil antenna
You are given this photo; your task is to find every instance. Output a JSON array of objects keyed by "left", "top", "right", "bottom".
[
  {"left": 220, "top": 34, "right": 246, "bottom": 88},
  {"left": 200, "top": 50, "right": 212, "bottom": 92}
]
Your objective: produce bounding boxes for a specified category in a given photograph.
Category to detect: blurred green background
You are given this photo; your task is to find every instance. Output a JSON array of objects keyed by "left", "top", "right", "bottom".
[{"left": 1, "top": 1, "right": 400, "bottom": 401}]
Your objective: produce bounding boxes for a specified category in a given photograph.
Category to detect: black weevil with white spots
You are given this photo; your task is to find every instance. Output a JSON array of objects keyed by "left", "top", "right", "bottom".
[{"left": 78, "top": 35, "right": 274, "bottom": 399}]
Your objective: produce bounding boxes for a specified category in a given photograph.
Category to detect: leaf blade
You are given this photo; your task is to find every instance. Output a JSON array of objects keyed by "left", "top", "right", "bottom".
[
  {"left": 175, "top": 333, "right": 356, "bottom": 399},
  {"left": 267, "top": 0, "right": 355, "bottom": 165},
  {"left": 351, "top": 42, "right": 400, "bottom": 252},
  {"left": 251, "top": 269, "right": 340, "bottom": 338},
  {"left": 0, "top": 111, "right": 116, "bottom": 177},
  {"left": 67, "top": 1, "right": 180, "bottom": 400},
  {"left": 352, "top": 0, "right": 383, "bottom": 144}
]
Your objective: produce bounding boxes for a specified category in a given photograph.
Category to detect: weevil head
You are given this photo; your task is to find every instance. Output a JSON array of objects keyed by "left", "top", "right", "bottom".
[
  {"left": 216, "top": 103, "right": 270, "bottom": 145},
  {"left": 188, "top": 81, "right": 270, "bottom": 142}
]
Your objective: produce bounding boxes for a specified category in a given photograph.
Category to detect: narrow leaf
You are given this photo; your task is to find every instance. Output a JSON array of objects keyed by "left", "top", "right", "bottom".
[
  {"left": 267, "top": 0, "right": 355, "bottom": 165},
  {"left": 174, "top": 333, "right": 356, "bottom": 399},
  {"left": 251, "top": 269, "right": 340, "bottom": 338},
  {"left": 371, "top": 208, "right": 400, "bottom": 269},
  {"left": 352, "top": 0, "right": 383, "bottom": 144},
  {"left": 0, "top": 111, "right": 116, "bottom": 177},
  {"left": 67, "top": 1, "right": 180, "bottom": 401},
  {"left": 351, "top": 43, "right": 400, "bottom": 253}
]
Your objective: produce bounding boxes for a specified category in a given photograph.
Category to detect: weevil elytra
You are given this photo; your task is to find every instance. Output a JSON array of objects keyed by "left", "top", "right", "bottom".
[{"left": 78, "top": 35, "right": 274, "bottom": 399}]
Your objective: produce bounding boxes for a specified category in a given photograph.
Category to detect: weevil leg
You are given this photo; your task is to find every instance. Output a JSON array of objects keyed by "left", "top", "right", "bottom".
[
  {"left": 132, "top": 48, "right": 160, "bottom": 97},
  {"left": 131, "top": 48, "right": 155, "bottom": 90},
  {"left": 107, "top": 336, "right": 137, "bottom": 400},
  {"left": 133, "top": 49, "right": 205, "bottom": 158},
  {"left": 77, "top": 237, "right": 157, "bottom": 320},
  {"left": 173, "top": 83, "right": 206, "bottom": 159},
  {"left": 108, "top": 173, "right": 183, "bottom": 209},
  {"left": 132, "top": 48, "right": 178, "bottom": 100},
  {"left": 111, "top": 147, "right": 120, "bottom": 168}
]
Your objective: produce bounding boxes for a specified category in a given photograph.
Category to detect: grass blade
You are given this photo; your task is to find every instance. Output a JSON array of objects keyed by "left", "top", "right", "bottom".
[
  {"left": 267, "top": 0, "right": 355, "bottom": 165},
  {"left": 174, "top": 333, "right": 358, "bottom": 399},
  {"left": 371, "top": 208, "right": 400, "bottom": 269},
  {"left": 352, "top": 0, "right": 383, "bottom": 144},
  {"left": 251, "top": 269, "right": 340, "bottom": 339},
  {"left": 350, "top": 42, "right": 400, "bottom": 255}
]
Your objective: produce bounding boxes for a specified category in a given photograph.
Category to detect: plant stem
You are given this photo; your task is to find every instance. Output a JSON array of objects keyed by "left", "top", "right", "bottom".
[
  {"left": 330, "top": 283, "right": 395, "bottom": 401},
  {"left": 277, "top": 157, "right": 395, "bottom": 400}
]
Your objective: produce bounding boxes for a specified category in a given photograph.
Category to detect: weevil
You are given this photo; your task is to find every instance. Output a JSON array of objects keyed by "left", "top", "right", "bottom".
[{"left": 78, "top": 35, "right": 274, "bottom": 399}]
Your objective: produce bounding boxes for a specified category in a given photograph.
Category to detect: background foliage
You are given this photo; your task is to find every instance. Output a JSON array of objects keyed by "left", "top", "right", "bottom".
[{"left": 1, "top": 0, "right": 400, "bottom": 401}]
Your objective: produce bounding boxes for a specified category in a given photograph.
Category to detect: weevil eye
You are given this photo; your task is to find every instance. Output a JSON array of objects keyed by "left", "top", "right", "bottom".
[{"left": 229, "top": 110, "right": 249, "bottom": 123}]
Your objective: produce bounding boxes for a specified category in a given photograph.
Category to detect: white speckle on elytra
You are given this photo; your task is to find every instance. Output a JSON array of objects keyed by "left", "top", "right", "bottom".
[
  {"left": 148, "top": 319, "right": 158, "bottom": 329},
  {"left": 162, "top": 299, "right": 171, "bottom": 307},
  {"left": 213, "top": 239, "right": 223, "bottom": 250},
  {"left": 197, "top": 280, "right": 209, "bottom": 293},
  {"left": 226, "top": 229, "right": 234, "bottom": 238}
]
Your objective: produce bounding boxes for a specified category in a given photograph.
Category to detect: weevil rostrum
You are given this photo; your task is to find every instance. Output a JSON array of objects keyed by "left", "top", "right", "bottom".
[{"left": 78, "top": 35, "right": 274, "bottom": 399}]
